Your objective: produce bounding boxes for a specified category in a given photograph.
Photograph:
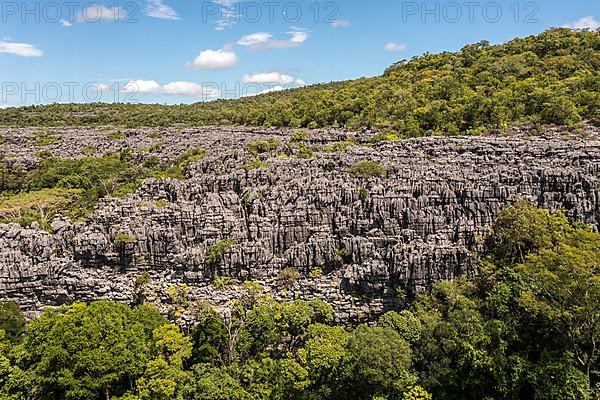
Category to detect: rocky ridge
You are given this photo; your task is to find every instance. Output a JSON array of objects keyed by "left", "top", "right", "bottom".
[{"left": 1, "top": 125, "right": 599, "bottom": 322}]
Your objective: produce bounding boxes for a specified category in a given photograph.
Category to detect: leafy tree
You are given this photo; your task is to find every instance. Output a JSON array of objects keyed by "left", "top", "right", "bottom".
[
  {"left": 24, "top": 302, "right": 167, "bottom": 400},
  {"left": 402, "top": 386, "right": 432, "bottom": 400},
  {"left": 127, "top": 325, "right": 192, "bottom": 400},
  {"left": 0, "top": 302, "right": 25, "bottom": 343},
  {"left": 491, "top": 200, "right": 571, "bottom": 262},
  {"left": 340, "top": 325, "right": 416, "bottom": 400},
  {"left": 348, "top": 161, "right": 386, "bottom": 179},
  {"left": 518, "top": 226, "right": 600, "bottom": 392},
  {"left": 0, "top": 329, "right": 29, "bottom": 400},
  {"left": 276, "top": 267, "right": 300, "bottom": 289},
  {"left": 190, "top": 305, "right": 228, "bottom": 366},
  {"left": 298, "top": 323, "right": 350, "bottom": 398},
  {"left": 205, "top": 240, "right": 236, "bottom": 267},
  {"left": 247, "top": 139, "right": 279, "bottom": 155},
  {"left": 411, "top": 279, "right": 513, "bottom": 400},
  {"left": 378, "top": 310, "right": 422, "bottom": 344},
  {"left": 528, "top": 362, "right": 589, "bottom": 400},
  {"left": 184, "top": 365, "right": 252, "bottom": 400}
]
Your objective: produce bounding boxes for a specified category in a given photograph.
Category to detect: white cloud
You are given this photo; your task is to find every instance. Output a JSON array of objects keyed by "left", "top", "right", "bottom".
[
  {"left": 562, "top": 16, "right": 600, "bottom": 30},
  {"left": 384, "top": 42, "right": 408, "bottom": 52},
  {"left": 0, "top": 41, "right": 43, "bottom": 57},
  {"left": 75, "top": 4, "right": 127, "bottom": 23},
  {"left": 288, "top": 30, "right": 308, "bottom": 44},
  {"left": 186, "top": 48, "right": 238, "bottom": 70},
  {"left": 238, "top": 32, "right": 272, "bottom": 46},
  {"left": 331, "top": 19, "right": 350, "bottom": 28},
  {"left": 124, "top": 80, "right": 162, "bottom": 93},
  {"left": 0, "top": 103, "right": 12, "bottom": 109},
  {"left": 242, "top": 72, "right": 305, "bottom": 85},
  {"left": 238, "top": 29, "right": 309, "bottom": 50},
  {"left": 60, "top": 19, "right": 73, "bottom": 27},
  {"left": 92, "top": 83, "right": 110, "bottom": 91},
  {"left": 146, "top": 0, "right": 179, "bottom": 20},
  {"left": 163, "top": 81, "right": 218, "bottom": 97},
  {"left": 243, "top": 86, "right": 286, "bottom": 97},
  {"left": 123, "top": 80, "right": 219, "bottom": 98},
  {"left": 213, "top": 0, "right": 240, "bottom": 30}
]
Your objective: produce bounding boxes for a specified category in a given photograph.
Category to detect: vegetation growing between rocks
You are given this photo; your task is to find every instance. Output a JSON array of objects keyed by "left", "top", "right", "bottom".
[
  {"left": 241, "top": 158, "right": 269, "bottom": 171},
  {"left": 247, "top": 138, "right": 280, "bottom": 155},
  {"left": 323, "top": 140, "right": 357, "bottom": 153},
  {"left": 0, "top": 29, "right": 598, "bottom": 136},
  {"left": 205, "top": 240, "right": 236, "bottom": 266},
  {"left": 0, "top": 147, "right": 206, "bottom": 229},
  {"left": 0, "top": 202, "right": 599, "bottom": 399},
  {"left": 349, "top": 161, "right": 386, "bottom": 179}
]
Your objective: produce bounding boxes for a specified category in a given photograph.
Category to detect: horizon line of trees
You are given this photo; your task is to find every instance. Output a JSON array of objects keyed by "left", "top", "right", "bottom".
[{"left": 0, "top": 28, "right": 598, "bottom": 136}]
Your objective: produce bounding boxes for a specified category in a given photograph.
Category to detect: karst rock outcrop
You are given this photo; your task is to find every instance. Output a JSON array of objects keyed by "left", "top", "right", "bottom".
[{"left": 1, "top": 125, "right": 599, "bottom": 322}]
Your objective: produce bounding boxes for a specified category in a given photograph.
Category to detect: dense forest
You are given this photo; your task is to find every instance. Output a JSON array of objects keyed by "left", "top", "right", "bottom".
[
  {"left": 1, "top": 28, "right": 599, "bottom": 135},
  {"left": 0, "top": 202, "right": 599, "bottom": 400}
]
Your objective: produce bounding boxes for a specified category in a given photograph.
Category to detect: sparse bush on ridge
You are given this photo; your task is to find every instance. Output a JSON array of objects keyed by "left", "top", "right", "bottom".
[
  {"left": 241, "top": 158, "right": 269, "bottom": 171},
  {"left": 324, "top": 140, "right": 357, "bottom": 153},
  {"left": 205, "top": 239, "right": 236, "bottom": 266},
  {"left": 349, "top": 161, "right": 386, "bottom": 179},
  {"left": 247, "top": 138, "right": 279, "bottom": 155}
]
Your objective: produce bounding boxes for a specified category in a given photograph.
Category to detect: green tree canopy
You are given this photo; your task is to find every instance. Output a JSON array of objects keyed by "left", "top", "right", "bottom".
[{"left": 23, "top": 301, "right": 168, "bottom": 400}]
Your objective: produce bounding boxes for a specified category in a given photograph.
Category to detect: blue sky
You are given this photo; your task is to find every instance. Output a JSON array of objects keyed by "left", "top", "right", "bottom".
[{"left": 1, "top": 0, "right": 599, "bottom": 106}]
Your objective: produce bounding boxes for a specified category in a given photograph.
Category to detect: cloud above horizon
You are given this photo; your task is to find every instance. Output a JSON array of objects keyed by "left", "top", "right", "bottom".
[
  {"left": 384, "top": 42, "right": 408, "bottom": 52},
  {"left": 238, "top": 29, "right": 309, "bottom": 50},
  {"left": 331, "top": 19, "right": 351, "bottom": 28},
  {"left": 242, "top": 85, "right": 286, "bottom": 97},
  {"left": 74, "top": 4, "right": 128, "bottom": 23},
  {"left": 186, "top": 48, "right": 239, "bottom": 70},
  {"left": 123, "top": 80, "right": 219, "bottom": 98},
  {"left": 562, "top": 16, "right": 600, "bottom": 30},
  {"left": 0, "top": 40, "right": 43, "bottom": 57},
  {"left": 213, "top": 0, "right": 240, "bottom": 30},
  {"left": 242, "top": 72, "right": 305, "bottom": 85},
  {"left": 146, "top": 0, "right": 180, "bottom": 20}
]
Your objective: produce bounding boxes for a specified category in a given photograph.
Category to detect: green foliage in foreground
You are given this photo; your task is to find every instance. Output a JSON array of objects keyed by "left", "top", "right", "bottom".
[
  {"left": 0, "top": 302, "right": 25, "bottom": 343},
  {"left": 0, "top": 201, "right": 599, "bottom": 400},
  {"left": 1, "top": 29, "right": 598, "bottom": 135}
]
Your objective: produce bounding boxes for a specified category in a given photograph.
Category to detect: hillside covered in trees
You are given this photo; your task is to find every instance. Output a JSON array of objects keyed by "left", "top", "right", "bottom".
[
  {"left": 1, "top": 28, "right": 599, "bottom": 135},
  {"left": 0, "top": 202, "right": 599, "bottom": 400}
]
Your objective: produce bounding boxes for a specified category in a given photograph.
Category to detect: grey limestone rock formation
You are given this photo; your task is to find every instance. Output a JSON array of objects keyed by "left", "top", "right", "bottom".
[{"left": 1, "top": 124, "right": 599, "bottom": 322}]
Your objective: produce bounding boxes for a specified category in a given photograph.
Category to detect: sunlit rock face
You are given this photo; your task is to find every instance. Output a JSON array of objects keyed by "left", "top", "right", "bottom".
[{"left": 1, "top": 124, "right": 599, "bottom": 322}]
